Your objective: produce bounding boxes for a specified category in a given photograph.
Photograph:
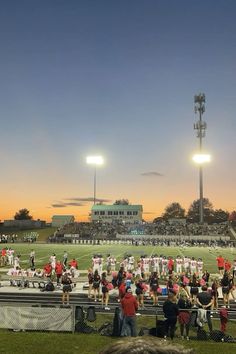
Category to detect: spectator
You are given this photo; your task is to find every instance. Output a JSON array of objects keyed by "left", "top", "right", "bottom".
[
  {"left": 220, "top": 271, "right": 231, "bottom": 308},
  {"left": 163, "top": 292, "right": 179, "bottom": 340},
  {"left": 92, "top": 269, "right": 101, "bottom": 302},
  {"left": 149, "top": 271, "right": 160, "bottom": 306},
  {"left": 177, "top": 293, "right": 192, "bottom": 340},
  {"left": 87, "top": 268, "right": 94, "bottom": 298},
  {"left": 99, "top": 337, "right": 195, "bottom": 354},
  {"left": 55, "top": 260, "right": 63, "bottom": 286},
  {"left": 61, "top": 272, "right": 72, "bottom": 304},
  {"left": 120, "top": 287, "right": 138, "bottom": 337},
  {"left": 101, "top": 272, "right": 110, "bottom": 310},
  {"left": 196, "top": 285, "right": 214, "bottom": 332}
]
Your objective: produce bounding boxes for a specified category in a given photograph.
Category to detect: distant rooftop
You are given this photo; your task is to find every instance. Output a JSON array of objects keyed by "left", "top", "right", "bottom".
[{"left": 91, "top": 205, "right": 143, "bottom": 211}]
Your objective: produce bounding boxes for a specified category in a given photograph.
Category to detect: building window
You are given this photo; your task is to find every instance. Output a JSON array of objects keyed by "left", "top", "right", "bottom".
[
  {"left": 113, "top": 211, "right": 118, "bottom": 215},
  {"left": 100, "top": 211, "right": 105, "bottom": 215},
  {"left": 133, "top": 211, "right": 138, "bottom": 215},
  {"left": 119, "top": 211, "right": 124, "bottom": 215},
  {"left": 108, "top": 211, "right": 113, "bottom": 215},
  {"left": 127, "top": 211, "right": 132, "bottom": 215},
  {"left": 94, "top": 211, "right": 99, "bottom": 215}
]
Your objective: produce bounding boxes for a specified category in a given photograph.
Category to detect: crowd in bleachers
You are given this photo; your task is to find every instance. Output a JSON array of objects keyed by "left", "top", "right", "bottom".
[{"left": 50, "top": 220, "right": 230, "bottom": 243}]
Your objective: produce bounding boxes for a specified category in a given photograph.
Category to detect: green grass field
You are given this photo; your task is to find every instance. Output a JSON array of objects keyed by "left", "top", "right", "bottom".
[
  {"left": 2, "top": 242, "right": 235, "bottom": 274},
  {"left": 0, "top": 316, "right": 236, "bottom": 354},
  {"left": 1, "top": 241, "right": 236, "bottom": 353}
]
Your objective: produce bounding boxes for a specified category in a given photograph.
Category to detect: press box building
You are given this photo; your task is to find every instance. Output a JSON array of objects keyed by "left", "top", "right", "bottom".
[{"left": 91, "top": 204, "right": 143, "bottom": 224}]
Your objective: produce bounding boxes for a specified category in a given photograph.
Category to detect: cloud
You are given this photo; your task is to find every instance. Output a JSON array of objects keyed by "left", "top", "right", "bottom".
[
  {"left": 51, "top": 203, "right": 67, "bottom": 208},
  {"left": 143, "top": 211, "right": 156, "bottom": 214},
  {"left": 51, "top": 201, "right": 84, "bottom": 208},
  {"left": 50, "top": 196, "right": 111, "bottom": 208},
  {"left": 65, "top": 202, "right": 84, "bottom": 206},
  {"left": 64, "top": 197, "right": 111, "bottom": 203},
  {"left": 141, "top": 171, "right": 163, "bottom": 177}
]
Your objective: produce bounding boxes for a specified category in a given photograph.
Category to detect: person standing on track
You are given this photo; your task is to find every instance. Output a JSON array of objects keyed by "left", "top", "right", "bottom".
[{"left": 216, "top": 255, "right": 225, "bottom": 276}]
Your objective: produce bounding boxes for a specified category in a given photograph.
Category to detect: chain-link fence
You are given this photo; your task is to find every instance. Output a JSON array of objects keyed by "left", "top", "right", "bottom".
[{"left": 1, "top": 303, "right": 236, "bottom": 345}]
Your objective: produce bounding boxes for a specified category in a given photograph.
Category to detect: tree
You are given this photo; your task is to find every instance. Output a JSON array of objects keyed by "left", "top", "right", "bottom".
[
  {"left": 187, "top": 198, "right": 214, "bottom": 223},
  {"left": 14, "top": 208, "right": 32, "bottom": 220},
  {"left": 229, "top": 211, "right": 236, "bottom": 221},
  {"left": 153, "top": 216, "right": 163, "bottom": 223},
  {"left": 162, "top": 202, "right": 185, "bottom": 220},
  {"left": 113, "top": 199, "right": 130, "bottom": 205},
  {"left": 212, "top": 209, "right": 229, "bottom": 224},
  {"left": 228, "top": 211, "right": 236, "bottom": 226}
]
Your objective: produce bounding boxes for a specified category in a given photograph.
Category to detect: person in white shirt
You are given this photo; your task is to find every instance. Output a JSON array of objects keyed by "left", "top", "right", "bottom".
[
  {"left": 183, "top": 256, "right": 190, "bottom": 273},
  {"left": 92, "top": 255, "right": 100, "bottom": 273},
  {"left": 176, "top": 256, "right": 183, "bottom": 274},
  {"left": 14, "top": 254, "right": 21, "bottom": 269},
  {"left": 128, "top": 255, "right": 135, "bottom": 272},
  {"left": 49, "top": 253, "right": 56, "bottom": 273},
  {"left": 110, "top": 256, "right": 116, "bottom": 272},
  {"left": 197, "top": 258, "right": 204, "bottom": 278},
  {"left": 190, "top": 257, "right": 197, "bottom": 275},
  {"left": 161, "top": 256, "right": 168, "bottom": 278},
  {"left": 7, "top": 248, "right": 14, "bottom": 266}
]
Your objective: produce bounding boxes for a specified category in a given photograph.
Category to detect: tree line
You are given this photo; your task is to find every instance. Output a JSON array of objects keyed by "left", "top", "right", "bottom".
[{"left": 13, "top": 200, "right": 236, "bottom": 225}]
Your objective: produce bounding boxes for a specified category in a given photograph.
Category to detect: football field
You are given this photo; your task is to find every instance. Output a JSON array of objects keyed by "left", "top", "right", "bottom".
[{"left": 3, "top": 242, "right": 236, "bottom": 274}]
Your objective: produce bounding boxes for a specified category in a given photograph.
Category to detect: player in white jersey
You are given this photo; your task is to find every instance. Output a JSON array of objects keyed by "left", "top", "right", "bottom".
[
  {"left": 7, "top": 248, "right": 14, "bottom": 266},
  {"left": 120, "top": 257, "right": 128, "bottom": 272},
  {"left": 98, "top": 254, "right": 103, "bottom": 274},
  {"left": 190, "top": 257, "right": 197, "bottom": 275},
  {"left": 13, "top": 254, "right": 21, "bottom": 269},
  {"left": 150, "top": 255, "right": 160, "bottom": 275},
  {"left": 176, "top": 256, "right": 183, "bottom": 274},
  {"left": 142, "top": 256, "right": 150, "bottom": 276},
  {"left": 110, "top": 256, "right": 116, "bottom": 272},
  {"left": 183, "top": 256, "right": 190, "bottom": 273},
  {"left": 161, "top": 256, "right": 168, "bottom": 277},
  {"left": 159, "top": 255, "right": 163, "bottom": 274},
  {"left": 106, "top": 254, "right": 112, "bottom": 275},
  {"left": 127, "top": 255, "right": 135, "bottom": 271},
  {"left": 92, "top": 255, "right": 100, "bottom": 273},
  {"left": 196, "top": 258, "right": 204, "bottom": 277},
  {"left": 49, "top": 253, "right": 56, "bottom": 272}
]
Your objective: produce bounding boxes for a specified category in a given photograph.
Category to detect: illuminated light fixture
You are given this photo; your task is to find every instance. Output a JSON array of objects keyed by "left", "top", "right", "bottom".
[
  {"left": 86, "top": 156, "right": 104, "bottom": 165},
  {"left": 192, "top": 154, "right": 211, "bottom": 164},
  {"left": 86, "top": 155, "right": 104, "bottom": 205}
]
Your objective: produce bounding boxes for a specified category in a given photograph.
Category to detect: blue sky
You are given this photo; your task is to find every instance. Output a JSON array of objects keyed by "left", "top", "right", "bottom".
[{"left": 0, "top": 0, "right": 236, "bottom": 221}]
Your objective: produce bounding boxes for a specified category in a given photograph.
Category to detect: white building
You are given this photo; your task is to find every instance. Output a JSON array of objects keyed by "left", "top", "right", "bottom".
[
  {"left": 91, "top": 205, "right": 143, "bottom": 224},
  {"left": 51, "top": 215, "right": 75, "bottom": 228}
]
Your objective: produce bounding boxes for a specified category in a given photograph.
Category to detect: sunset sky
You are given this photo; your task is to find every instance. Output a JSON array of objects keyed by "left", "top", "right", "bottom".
[{"left": 0, "top": 0, "right": 236, "bottom": 222}]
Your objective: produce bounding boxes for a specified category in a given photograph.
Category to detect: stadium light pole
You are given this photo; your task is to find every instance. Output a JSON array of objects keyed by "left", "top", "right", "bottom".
[
  {"left": 86, "top": 156, "right": 104, "bottom": 205},
  {"left": 193, "top": 93, "right": 208, "bottom": 224}
]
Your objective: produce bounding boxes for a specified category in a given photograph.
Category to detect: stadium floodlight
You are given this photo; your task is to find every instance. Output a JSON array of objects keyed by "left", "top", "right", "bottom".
[
  {"left": 86, "top": 156, "right": 104, "bottom": 165},
  {"left": 86, "top": 155, "right": 104, "bottom": 204},
  {"left": 193, "top": 93, "right": 209, "bottom": 224},
  {"left": 192, "top": 154, "right": 211, "bottom": 164}
]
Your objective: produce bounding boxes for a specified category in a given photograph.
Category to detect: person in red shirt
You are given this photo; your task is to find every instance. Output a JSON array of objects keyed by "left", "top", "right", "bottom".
[
  {"left": 55, "top": 260, "right": 63, "bottom": 285},
  {"left": 121, "top": 287, "right": 138, "bottom": 337},
  {"left": 69, "top": 258, "right": 78, "bottom": 277},
  {"left": 43, "top": 263, "right": 52, "bottom": 278},
  {"left": 224, "top": 259, "right": 231, "bottom": 273},
  {"left": 1, "top": 248, "right": 7, "bottom": 266},
  {"left": 118, "top": 278, "right": 126, "bottom": 302},
  {"left": 216, "top": 255, "right": 225, "bottom": 275},
  {"left": 168, "top": 257, "right": 174, "bottom": 275},
  {"left": 69, "top": 258, "right": 78, "bottom": 269}
]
